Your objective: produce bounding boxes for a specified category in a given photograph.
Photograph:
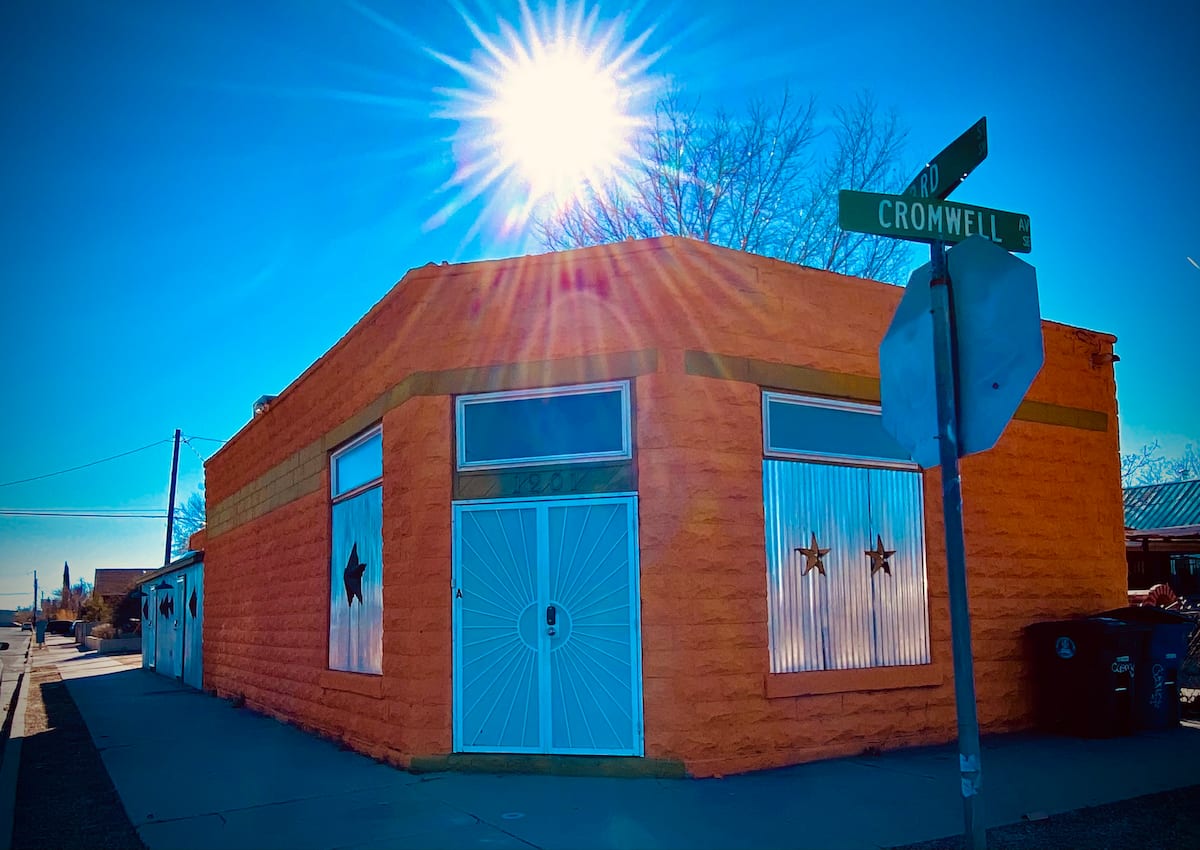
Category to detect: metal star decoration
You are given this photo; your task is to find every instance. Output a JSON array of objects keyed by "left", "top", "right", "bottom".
[
  {"left": 866, "top": 535, "right": 896, "bottom": 576},
  {"left": 796, "top": 532, "right": 831, "bottom": 576},
  {"left": 343, "top": 543, "right": 367, "bottom": 608}
]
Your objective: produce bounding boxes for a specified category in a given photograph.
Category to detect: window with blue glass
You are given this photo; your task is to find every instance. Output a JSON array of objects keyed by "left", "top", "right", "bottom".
[
  {"left": 763, "top": 392, "right": 915, "bottom": 469},
  {"left": 329, "top": 426, "right": 383, "bottom": 675},
  {"left": 456, "top": 381, "right": 631, "bottom": 470}
]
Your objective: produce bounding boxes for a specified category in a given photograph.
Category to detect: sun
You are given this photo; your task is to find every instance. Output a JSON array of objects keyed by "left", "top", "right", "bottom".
[
  {"left": 488, "top": 39, "right": 628, "bottom": 198},
  {"left": 434, "top": 2, "right": 657, "bottom": 229}
]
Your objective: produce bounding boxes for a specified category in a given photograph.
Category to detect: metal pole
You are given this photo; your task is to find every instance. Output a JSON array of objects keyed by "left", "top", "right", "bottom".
[
  {"left": 929, "top": 241, "right": 986, "bottom": 850},
  {"left": 164, "top": 429, "right": 182, "bottom": 567},
  {"left": 32, "top": 570, "right": 38, "bottom": 625}
]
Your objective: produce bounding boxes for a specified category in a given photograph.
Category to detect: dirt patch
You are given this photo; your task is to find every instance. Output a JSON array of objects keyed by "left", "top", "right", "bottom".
[
  {"left": 891, "top": 784, "right": 1200, "bottom": 850},
  {"left": 12, "top": 669, "right": 146, "bottom": 850}
]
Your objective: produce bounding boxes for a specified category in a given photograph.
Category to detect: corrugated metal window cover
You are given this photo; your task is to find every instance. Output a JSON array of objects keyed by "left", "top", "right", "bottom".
[
  {"left": 764, "top": 459, "right": 931, "bottom": 673},
  {"left": 329, "top": 484, "right": 384, "bottom": 675}
]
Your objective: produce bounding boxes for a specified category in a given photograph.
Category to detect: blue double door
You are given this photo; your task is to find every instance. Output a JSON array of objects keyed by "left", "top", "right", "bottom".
[{"left": 453, "top": 496, "right": 644, "bottom": 756}]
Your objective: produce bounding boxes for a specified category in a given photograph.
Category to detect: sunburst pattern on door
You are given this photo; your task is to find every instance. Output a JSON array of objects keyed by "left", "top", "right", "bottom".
[
  {"left": 455, "top": 497, "right": 643, "bottom": 756},
  {"left": 547, "top": 502, "right": 635, "bottom": 753},
  {"left": 458, "top": 506, "right": 540, "bottom": 751}
]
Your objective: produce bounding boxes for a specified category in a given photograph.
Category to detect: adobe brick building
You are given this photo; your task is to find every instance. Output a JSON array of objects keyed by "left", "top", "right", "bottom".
[{"left": 203, "top": 237, "right": 1125, "bottom": 777}]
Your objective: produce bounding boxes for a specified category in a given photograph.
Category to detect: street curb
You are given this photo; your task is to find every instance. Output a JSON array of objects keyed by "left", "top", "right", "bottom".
[{"left": 0, "top": 647, "right": 33, "bottom": 850}]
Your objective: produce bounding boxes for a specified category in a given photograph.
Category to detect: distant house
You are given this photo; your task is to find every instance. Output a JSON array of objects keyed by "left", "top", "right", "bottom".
[
  {"left": 1125, "top": 479, "right": 1200, "bottom": 598},
  {"left": 92, "top": 568, "right": 152, "bottom": 607}
]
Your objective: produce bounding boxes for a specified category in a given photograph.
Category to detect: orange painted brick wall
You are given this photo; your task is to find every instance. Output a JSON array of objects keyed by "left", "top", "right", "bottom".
[{"left": 204, "top": 237, "right": 1124, "bottom": 776}]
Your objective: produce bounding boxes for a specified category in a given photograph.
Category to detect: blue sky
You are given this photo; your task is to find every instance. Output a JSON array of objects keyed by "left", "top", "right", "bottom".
[{"left": 1, "top": 0, "right": 1197, "bottom": 605}]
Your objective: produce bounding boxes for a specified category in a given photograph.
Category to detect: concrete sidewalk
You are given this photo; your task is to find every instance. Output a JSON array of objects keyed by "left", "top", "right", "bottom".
[{"left": 31, "top": 637, "right": 1200, "bottom": 850}]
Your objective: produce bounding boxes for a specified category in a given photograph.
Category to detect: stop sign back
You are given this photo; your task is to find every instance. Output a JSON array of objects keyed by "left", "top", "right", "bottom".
[{"left": 880, "top": 235, "right": 1044, "bottom": 468}]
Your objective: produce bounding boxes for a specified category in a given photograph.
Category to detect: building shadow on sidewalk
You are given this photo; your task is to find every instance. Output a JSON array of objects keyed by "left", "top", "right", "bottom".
[{"left": 13, "top": 670, "right": 145, "bottom": 850}]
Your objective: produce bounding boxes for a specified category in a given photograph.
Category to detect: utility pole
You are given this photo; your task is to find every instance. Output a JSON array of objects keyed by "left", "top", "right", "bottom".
[
  {"left": 163, "top": 429, "right": 181, "bottom": 567},
  {"left": 32, "top": 570, "right": 38, "bottom": 624}
]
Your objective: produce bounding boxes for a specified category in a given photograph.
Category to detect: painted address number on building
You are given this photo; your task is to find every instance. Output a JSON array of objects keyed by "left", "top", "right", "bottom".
[
  {"left": 514, "top": 470, "right": 587, "bottom": 495},
  {"left": 454, "top": 463, "right": 636, "bottom": 501}
]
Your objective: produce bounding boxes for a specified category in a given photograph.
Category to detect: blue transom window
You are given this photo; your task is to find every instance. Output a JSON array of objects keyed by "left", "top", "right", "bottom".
[
  {"left": 457, "top": 381, "right": 631, "bottom": 470},
  {"left": 763, "top": 392, "right": 914, "bottom": 469}
]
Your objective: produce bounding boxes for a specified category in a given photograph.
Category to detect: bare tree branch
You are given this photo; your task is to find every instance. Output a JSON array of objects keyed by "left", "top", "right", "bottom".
[
  {"left": 1122, "top": 442, "right": 1200, "bottom": 487},
  {"left": 536, "top": 88, "right": 913, "bottom": 283},
  {"left": 172, "top": 489, "right": 206, "bottom": 557}
]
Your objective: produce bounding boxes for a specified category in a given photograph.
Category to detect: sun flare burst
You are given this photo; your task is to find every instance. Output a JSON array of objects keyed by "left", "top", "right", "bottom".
[
  {"left": 434, "top": 1, "right": 659, "bottom": 235},
  {"left": 490, "top": 41, "right": 625, "bottom": 196}
]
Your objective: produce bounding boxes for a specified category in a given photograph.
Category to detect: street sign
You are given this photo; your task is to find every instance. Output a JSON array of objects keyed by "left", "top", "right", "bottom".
[
  {"left": 904, "top": 117, "right": 988, "bottom": 199},
  {"left": 839, "top": 190, "right": 1032, "bottom": 253},
  {"left": 879, "top": 235, "right": 1044, "bottom": 469}
]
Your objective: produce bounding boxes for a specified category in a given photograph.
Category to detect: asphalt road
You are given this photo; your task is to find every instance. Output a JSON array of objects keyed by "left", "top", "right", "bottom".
[
  {"left": 1, "top": 625, "right": 31, "bottom": 761},
  {"left": 0, "top": 624, "right": 30, "bottom": 657},
  {"left": 0, "top": 626, "right": 30, "bottom": 688}
]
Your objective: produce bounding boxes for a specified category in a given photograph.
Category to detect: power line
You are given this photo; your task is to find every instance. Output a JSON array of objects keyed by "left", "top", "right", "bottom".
[
  {"left": 0, "top": 509, "right": 170, "bottom": 515},
  {"left": 1, "top": 506, "right": 194, "bottom": 515},
  {"left": 183, "top": 435, "right": 228, "bottom": 444},
  {"left": 0, "top": 511, "right": 168, "bottom": 519},
  {"left": 1, "top": 506, "right": 179, "bottom": 518},
  {"left": 181, "top": 437, "right": 208, "bottom": 464},
  {"left": 0, "top": 439, "right": 172, "bottom": 489}
]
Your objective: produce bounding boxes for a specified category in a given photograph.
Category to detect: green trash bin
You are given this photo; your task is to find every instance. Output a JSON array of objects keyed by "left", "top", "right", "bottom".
[
  {"left": 1095, "top": 606, "right": 1197, "bottom": 730},
  {"left": 1026, "top": 617, "right": 1149, "bottom": 737}
]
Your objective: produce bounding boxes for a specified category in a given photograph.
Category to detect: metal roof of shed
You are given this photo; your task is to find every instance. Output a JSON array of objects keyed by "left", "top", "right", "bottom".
[
  {"left": 1124, "top": 479, "right": 1200, "bottom": 529},
  {"left": 133, "top": 550, "right": 204, "bottom": 587}
]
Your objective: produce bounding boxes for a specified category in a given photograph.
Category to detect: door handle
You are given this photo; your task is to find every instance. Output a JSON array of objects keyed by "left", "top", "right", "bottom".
[{"left": 546, "top": 605, "right": 557, "bottom": 626}]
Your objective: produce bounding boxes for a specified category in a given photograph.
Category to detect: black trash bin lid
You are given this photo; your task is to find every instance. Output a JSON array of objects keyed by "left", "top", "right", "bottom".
[
  {"left": 1027, "top": 616, "right": 1147, "bottom": 635},
  {"left": 1096, "top": 606, "right": 1197, "bottom": 629}
]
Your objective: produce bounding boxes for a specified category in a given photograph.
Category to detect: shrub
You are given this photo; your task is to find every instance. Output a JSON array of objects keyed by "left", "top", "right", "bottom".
[
  {"left": 91, "top": 624, "right": 117, "bottom": 640},
  {"left": 80, "top": 595, "right": 113, "bottom": 624}
]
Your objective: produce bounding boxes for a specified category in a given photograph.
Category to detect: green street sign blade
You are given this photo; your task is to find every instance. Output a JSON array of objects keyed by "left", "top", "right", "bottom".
[
  {"left": 903, "top": 117, "right": 987, "bottom": 200},
  {"left": 838, "top": 190, "right": 1031, "bottom": 253}
]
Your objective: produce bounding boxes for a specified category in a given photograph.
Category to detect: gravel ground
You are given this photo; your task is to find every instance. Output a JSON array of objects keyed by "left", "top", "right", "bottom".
[
  {"left": 12, "top": 668, "right": 146, "bottom": 850},
  {"left": 891, "top": 784, "right": 1200, "bottom": 850}
]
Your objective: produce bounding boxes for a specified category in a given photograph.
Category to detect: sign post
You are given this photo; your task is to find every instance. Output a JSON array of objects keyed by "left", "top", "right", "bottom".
[
  {"left": 837, "top": 117, "right": 1038, "bottom": 850},
  {"left": 928, "top": 240, "right": 986, "bottom": 850}
]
